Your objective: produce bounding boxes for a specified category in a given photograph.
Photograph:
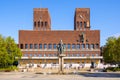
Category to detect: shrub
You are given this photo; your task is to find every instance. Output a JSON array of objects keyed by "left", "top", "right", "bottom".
[
  {"left": 106, "top": 67, "right": 120, "bottom": 72},
  {"left": 0, "top": 66, "right": 18, "bottom": 72}
]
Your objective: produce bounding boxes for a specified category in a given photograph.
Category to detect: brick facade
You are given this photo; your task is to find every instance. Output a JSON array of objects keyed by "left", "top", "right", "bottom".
[{"left": 19, "top": 8, "right": 102, "bottom": 65}]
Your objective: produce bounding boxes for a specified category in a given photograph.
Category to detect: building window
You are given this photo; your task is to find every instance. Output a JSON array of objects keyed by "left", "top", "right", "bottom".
[
  {"left": 38, "top": 54, "right": 42, "bottom": 57},
  {"left": 50, "top": 54, "right": 53, "bottom": 57},
  {"left": 34, "top": 44, "right": 38, "bottom": 49},
  {"left": 54, "top": 53, "right": 57, "bottom": 57},
  {"left": 25, "top": 44, "right": 28, "bottom": 49},
  {"left": 81, "top": 54, "right": 84, "bottom": 57},
  {"left": 49, "top": 54, "right": 53, "bottom": 57},
  {"left": 48, "top": 44, "right": 52, "bottom": 49},
  {"left": 92, "top": 54, "right": 94, "bottom": 57},
  {"left": 44, "top": 44, "right": 47, "bottom": 49},
  {"left": 24, "top": 54, "right": 28, "bottom": 57},
  {"left": 34, "top": 54, "right": 37, "bottom": 57},
  {"left": 80, "top": 22, "right": 82, "bottom": 28},
  {"left": 53, "top": 44, "right": 56, "bottom": 49},
  {"left": 39, "top": 44, "right": 42, "bottom": 49},
  {"left": 67, "top": 54, "right": 70, "bottom": 57},
  {"left": 71, "top": 54, "right": 74, "bottom": 57},
  {"left": 20, "top": 44, "right": 23, "bottom": 49},
  {"left": 86, "top": 54, "right": 89, "bottom": 57},
  {"left": 30, "top": 44, "right": 33, "bottom": 49},
  {"left": 64, "top": 44, "right": 66, "bottom": 48},
  {"left": 76, "top": 44, "right": 80, "bottom": 49},
  {"left": 81, "top": 44, "right": 85, "bottom": 49},
  {"left": 84, "top": 22, "right": 87, "bottom": 28},
  {"left": 29, "top": 54, "right": 32, "bottom": 57},
  {"left": 90, "top": 44, "right": 94, "bottom": 49},
  {"left": 86, "top": 44, "right": 89, "bottom": 49},
  {"left": 45, "top": 21, "right": 47, "bottom": 26},
  {"left": 76, "top": 54, "right": 80, "bottom": 57},
  {"left": 48, "top": 54, "right": 51, "bottom": 57},
  {"left": 96, "top": 44, "right": 99, "bottom": 49},
  {"left": 96, "top": 53, "right": 98, "bottom": 56},
  {"left": 44, "top": 54, "right": 46, "bottom": 57},
  {"left": 72, "top": 44, "right": 75, "bottom": 49},
  {"left": 38, "top": 21, "right": 40, "bottom": 27},
  {"left": 67, "top": 44, "right": 71, "bottom": 49}
]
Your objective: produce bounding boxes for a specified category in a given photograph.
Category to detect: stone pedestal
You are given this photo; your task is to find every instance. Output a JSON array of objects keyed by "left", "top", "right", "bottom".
[{"left": 58, "top": 54, "right": 66, "bottom": 74}]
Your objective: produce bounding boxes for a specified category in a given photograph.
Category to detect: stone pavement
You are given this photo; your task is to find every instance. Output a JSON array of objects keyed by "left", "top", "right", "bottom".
[{"left": 0, "top": 72, "right": 120, "bottom": 80}]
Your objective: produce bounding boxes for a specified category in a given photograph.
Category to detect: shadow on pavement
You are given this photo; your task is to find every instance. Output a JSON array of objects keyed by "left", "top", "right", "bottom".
[{"left": 77, "top": 72, "right": 120, "bottom": 78}]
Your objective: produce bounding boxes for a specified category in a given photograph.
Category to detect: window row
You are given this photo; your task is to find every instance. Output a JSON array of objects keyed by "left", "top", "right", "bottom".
[
  {"left": 34, "top": 21, "right": 47, "bottom": 27},
  {"left": 76, "top": 21, "right": 87, "bottom": 28},
  {"left": 20, "top": 43, "right": 99, "bottom": 49},
  {"left": 23, "top": 53, "right": 99, "bottom": 57}
]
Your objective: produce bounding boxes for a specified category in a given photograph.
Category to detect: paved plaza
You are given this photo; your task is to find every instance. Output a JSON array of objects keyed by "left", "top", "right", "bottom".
[{"left": 0, "top": 72, "right": 120, "bottom": 80}]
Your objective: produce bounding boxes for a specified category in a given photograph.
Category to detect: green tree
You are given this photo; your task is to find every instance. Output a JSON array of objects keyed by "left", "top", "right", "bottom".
[
  {"left": 0, "top": 35, "right": 22, "bottom": 68},
  {"left": 103, "top": 36, "right": 120, "bottom": 64}
]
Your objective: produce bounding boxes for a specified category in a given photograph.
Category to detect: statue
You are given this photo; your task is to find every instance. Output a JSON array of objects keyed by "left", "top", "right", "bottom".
[
  {"left": 57, "top": 40, "right": 66, "bottom": 74},
  {"left": 57, "top": 40, "right": 64, "bottom": 54}
]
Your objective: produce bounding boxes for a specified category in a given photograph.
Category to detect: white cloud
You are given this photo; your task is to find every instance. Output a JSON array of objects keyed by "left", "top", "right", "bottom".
[{"left": 112, "top": 33, "right": 120, "bottom": 38}]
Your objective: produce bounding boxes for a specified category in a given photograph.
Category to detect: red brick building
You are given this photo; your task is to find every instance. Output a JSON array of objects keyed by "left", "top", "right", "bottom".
[{"left": 19, "top": 8, "right": 102, "bottom": 68}]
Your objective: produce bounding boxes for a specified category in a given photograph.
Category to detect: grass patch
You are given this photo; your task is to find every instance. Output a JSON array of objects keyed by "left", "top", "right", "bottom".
[{"left": 0, "top": 66, "right": 18, "bottom": 72}]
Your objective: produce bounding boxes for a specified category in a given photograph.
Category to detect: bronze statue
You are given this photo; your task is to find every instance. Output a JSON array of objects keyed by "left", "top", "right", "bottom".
[{"left": 57, "top": 40, "right": 64, "bottom": 54}]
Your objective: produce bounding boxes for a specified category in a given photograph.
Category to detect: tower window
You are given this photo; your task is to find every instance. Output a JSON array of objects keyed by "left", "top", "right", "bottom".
[
  {"left": 77, "top": 21, "right": 79, "bottom": 27},
  {"left": 34, "top": 22, "right": 36, "bottom": 27},
  {"left": 38, "top": 21, "right": 40, "bottom": 27},
  {"left": 41, "top": 22, "right": 43, "bottom": 26},
  {"left": 96, "top": 44, "right": 99, "bottom": 49},
  {"left": 84, "top": 22, "right": 87, "bottom": 28},
  {"left": 45, "top": 22, "right": 47, "bottom": 26},
  {"left": 80, "top": 22, "right": 82, "bottom": 28}
]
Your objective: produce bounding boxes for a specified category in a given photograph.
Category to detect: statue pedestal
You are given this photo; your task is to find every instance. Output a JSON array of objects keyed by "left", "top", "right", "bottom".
[{"left": 58, "top": 54, "right": 66, "bottom": 74}]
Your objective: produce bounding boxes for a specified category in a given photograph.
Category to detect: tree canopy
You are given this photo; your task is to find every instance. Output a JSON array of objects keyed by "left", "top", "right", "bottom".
[
  {"left": 103, "top": 36, "right": 120, "bottom": 64},
  {"left": 0, "top": 34, "right": 22, "bottom": 68}
]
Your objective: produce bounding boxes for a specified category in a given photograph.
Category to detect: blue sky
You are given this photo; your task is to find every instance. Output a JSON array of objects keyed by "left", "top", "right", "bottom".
[{"left": 0, "top": 0, "right": 120, "bottom": 46}]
